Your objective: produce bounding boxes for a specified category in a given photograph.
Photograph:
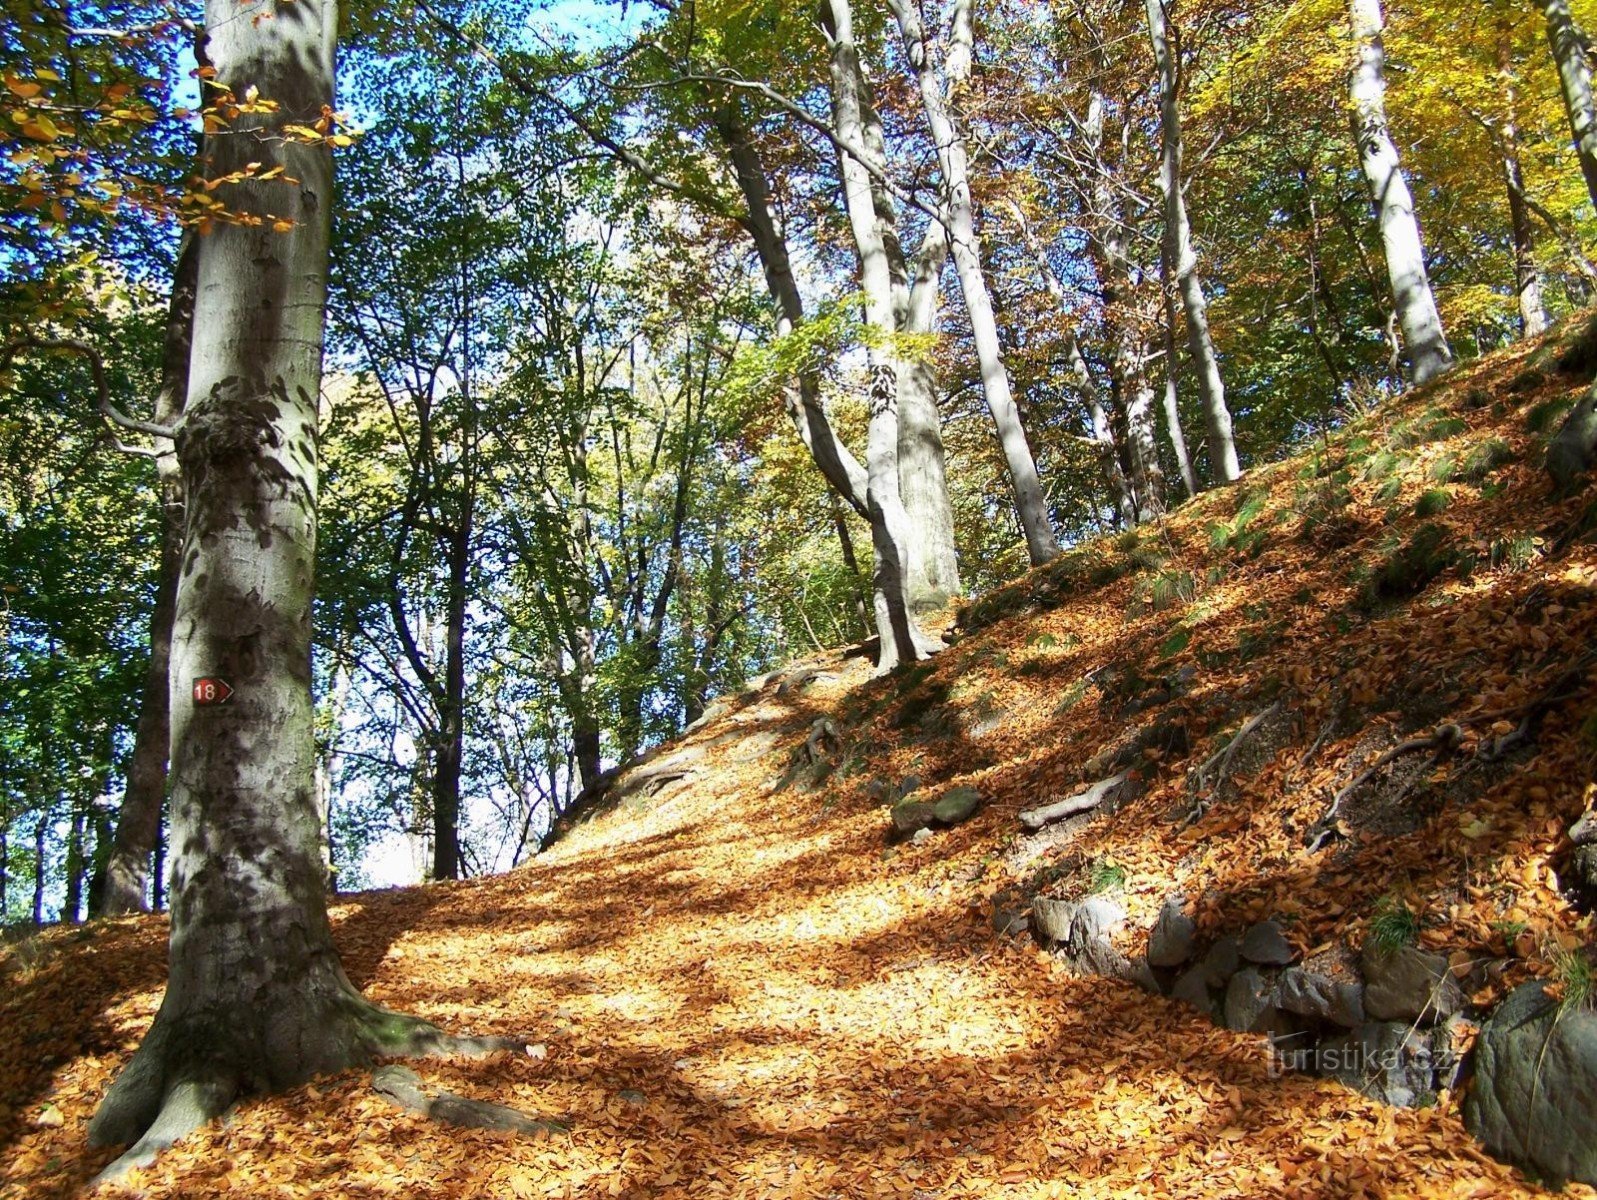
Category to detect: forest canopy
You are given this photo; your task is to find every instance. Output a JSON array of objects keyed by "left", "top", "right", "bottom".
[{"left": 2, "top": 0, "right": 1595, "bottom": 911}]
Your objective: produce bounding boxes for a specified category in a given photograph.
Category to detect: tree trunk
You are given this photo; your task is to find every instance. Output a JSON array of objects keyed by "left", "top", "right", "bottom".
[
  {"left": 1348, "top": 0, "right": 1453, "bottom": 384},
  {"left": 32, "top": 816, "right": 46, "bottom": 926},
  {"left": 1147, "top": 0, "right": 1239, "bottom": 482},
  {"left": 1158, "top": 242, "right": 1199, "bottom": 496},
  {"left": 889, "top": 0, "right": 1060, "bottom": 565},
  {"left": 822, "top": 0, "right": 938, "bottom": 670},
  {"left": 1501, "top": 23, "right": 1549, "bottom": 338},
  {"left": 431, "top": 524, "right": 469, "bottom": 881},
  {"left": 97, "top": 235, "right": 198, "bottom": 917},
  {"left": 1542, "top": 0, "right": 1597, "bottom": 211},
  {"left": 88, "top": 3, "right": 460, "bottom": 1175},
  {"left": 64, "top": 805, "right": 85, "bottom": 924},
  {"left": 714, "top": 108, "right": 871, "bottom": 520}
]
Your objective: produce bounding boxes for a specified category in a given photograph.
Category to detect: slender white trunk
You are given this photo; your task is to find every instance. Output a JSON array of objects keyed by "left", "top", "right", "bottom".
[
  {"left": 1158, "top": 244, "right": 1199, "bottom": 497},
  {"left": 1500, "top": 24, "right": 1549, "bottom": 338},
  {"left": 898, "top": 220, "right": 960, "bottom": 611},
  {"left": 1084, "top": 92, "right": 1164, "bottom": 523},
  {"left": 1001, "top": 197, "right": 1134, "bottom": 523},
  {"left": 1542, "top": 0, "right": 1597, "bottom": 210},
  {"left": 1348, "top": 0, "right": 1453, "bottom": 384},
  {"left": 889, "top": 0, "right": 1060, "bottom": 565},
  {"left": 98, "top": 234, "right": 197, "bottom": 916},
  {"left": 1146, "top": 0, "right": 1239, "bottom": 482},
  {"left": 822, "top": 0, "right": 938, "bottom": 670}
]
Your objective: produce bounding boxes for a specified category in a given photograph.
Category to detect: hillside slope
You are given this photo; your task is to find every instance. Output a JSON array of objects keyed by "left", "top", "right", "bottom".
[{"left": 5, "top": 324, "right": 1597, "bottom": 1198}]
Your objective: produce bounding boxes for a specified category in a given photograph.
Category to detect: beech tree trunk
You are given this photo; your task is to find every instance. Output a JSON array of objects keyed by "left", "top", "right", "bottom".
[
  {"left": 1348, "top": 0, "right": 1453, "bottom": 384},
  {"left": 897, "top": 221, "right": 961, "bottom": 612},
  {"left": 823, "top": 0, "right": 939, "bottom": 671},
  {"left": 1158, "top": 243, "right": 1199, "bottom": 497},
  {"left": 1146, "top": 0, "right": 1239, "bottom": 483},
  {"left": 88, "top": 2, "right": 462, "bottom": 1175},
  {"left": 889, "top": 0, "right": 1060, "bottom": 565},
  {"left": 717, "top": 103, "right": 956, "bottom": 615},
  {"left": 1542, "top": 0, "right": 1597, "bottom": 211},
  {"left": 1500, "top": 24, "right": 1549, "bottom": 338},
  {"left": 96, "top": 236, "right": 198, "bottom": 917}
]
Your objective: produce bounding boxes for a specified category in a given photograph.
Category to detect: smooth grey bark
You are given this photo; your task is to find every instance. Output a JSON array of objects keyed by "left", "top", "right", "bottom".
[
  {"left": 888, "top": 0, "right": 1061, "bottom": 565},
  {"left": 87, "top": 2, "right": 485, "bottom": 1176},
  {"left": 715, "top": 105, "right": 956, "bottom": 614},
  {"left": 1500, "top": 24, "right": 1549, "bottom": 337},
  {"left": 1146, "top": 0, "right": 1239, "bottom": 483},
  {"left": 1157, "top": 242, "right": 1199, "bottom": 497},
  {"left": 1541, "top": 0, "right": 1597, "bottom": 210},
  {"left": 823, "top": 0, "right": 940, "bottom": 671},
  {"left": 1000, "top": 197, "right": 1134, "bottom": 523},
  {"left": 897, "top": 219, "right": 961, "bottom": 612},
  {"left": 97, "top": 234, "right": 198, "bottom": 917},
  {"left": 1348, "top": 0, "right": 1454, "bottom": 384},
  {"left": 1084, "top": 93, "right": 1164, "bottom": 523},
  {"left": 714, "top": 108, "right": 870, "bottom": 519}
]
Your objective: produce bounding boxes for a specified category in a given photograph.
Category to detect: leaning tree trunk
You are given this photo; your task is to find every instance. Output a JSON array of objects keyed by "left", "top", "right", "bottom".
[
  {"left": 889, "top": 0, "right": 1060, "bottom": 565},
  {"left": 718, "top": 101, "right": 954, "bottom": 617},
  {"left": 1146, "top": 0, "right": 1240, "bottom": 483},
  {"left": 97, "top": 235, "right": 198, "bottom": 917},
  {"left": 88, "top": 2, "right": 472, "bottom": 1177},
  {"left": 1500, "top": 22, "right": 1549, "bottom": 338},
  {"left": 1542, "top": 0, "right": 1597, "bottom": 211},
  {"left": 1348, "top": 0, "right": 1453, "bottom": 384}
]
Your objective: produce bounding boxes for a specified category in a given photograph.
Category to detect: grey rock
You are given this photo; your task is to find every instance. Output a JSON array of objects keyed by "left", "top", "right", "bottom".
[
  {"left": 1223, "top": 967, "right": 1277, "bottom": 1033},
  {"left": 1546, "top": 388, "right": 1597, "bottom": 492},
  {"left": 1569, "top": 808, "right": 1597, "bottom": 847},
  {"left": 1148, "top": 897, "right": 1197, "bottom": 968},
  {"left": 890, "top": 785, "right": 982, "bottom": 836},
  {"left": 1362, "top": 944, "right": 1463, "bottom": 1025},
  {"left": 1319, "top": 1022, "right": 1436, "bottom": 1108},
  {"left": 910, "top": 827, "right": 934, "bottom": 845},
  {"left": 1241, "top": 920, "right": 1295, "bottom": 966},
  {"left": 1466, "top": 981, "right": 1597, "bottom": 1187},
  {"left": 1277, "top": 967, "right": 1366, "bottom": 1029},
  {"left": 1171, "top": 966, "right": 1218, "bottom": 1020},
  {"left": 1570, "top": 845, "right": 1597, "bottom": 899},
  {"left": 1072, "top": 896, "right": 1126, "bottom": 945},
  {"left": 1198, "top": 936, "right": 1242, "bottom": 988},
  {"left": 1031, "top": 897, "right": 1078, "bottom": 945}
]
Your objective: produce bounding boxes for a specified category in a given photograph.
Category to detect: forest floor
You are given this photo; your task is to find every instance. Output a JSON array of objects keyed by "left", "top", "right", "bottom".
[{"left": 7, "top": 323, "right": 1597, "bottom": 1198}]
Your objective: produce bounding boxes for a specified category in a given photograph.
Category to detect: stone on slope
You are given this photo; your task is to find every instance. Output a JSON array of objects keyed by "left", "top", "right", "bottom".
[
  {"left": 1319, "top": 1022, "right": 1436, "bottom": 1108},
  {"left": 1147, "top": 897, "right": 1197, "bottom": 968},
  {"left": 1466, "top": 981, "right": 1597, "bottom": 1188},
  {"left": 890, "top": 785, "right": 982, "bottom": 836},
  {"left": 1361, "top": 944, "right": 1463, "bottom": 1024},
  {"left": 1240, "top": 920, "right": 1295, "bottom": 966},
  {"left": 1276, "top": 967, "right": 1365, "bottom": 1029},
  {"left": 1223, "top": 967, "right": 1277, "bottom": 1033}
]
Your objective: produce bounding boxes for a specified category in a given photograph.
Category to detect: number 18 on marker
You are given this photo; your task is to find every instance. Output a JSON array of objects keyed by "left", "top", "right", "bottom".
[{"left": 192, "top": 677, "right": 234, "bottom": 706}]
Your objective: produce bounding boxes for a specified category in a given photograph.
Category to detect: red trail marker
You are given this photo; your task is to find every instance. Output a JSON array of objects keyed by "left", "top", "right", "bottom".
[{"left": 192, "top": 677, "right": 234, "bottom": 706}]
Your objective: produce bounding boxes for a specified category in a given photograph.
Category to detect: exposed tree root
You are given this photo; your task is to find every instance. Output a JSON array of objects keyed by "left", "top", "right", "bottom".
[
  {"left": 1180, "top": 703, "right": 1282, "bottom": 828},
  {"left": 372, "top": 1064, "right": 566, "bottom": 1136},
  {"left": 90, "top": 995, "right": 529, "bottom": 1185},
  {"left": 1306, "top": 723, "right": 1462, "bottom": 852}
]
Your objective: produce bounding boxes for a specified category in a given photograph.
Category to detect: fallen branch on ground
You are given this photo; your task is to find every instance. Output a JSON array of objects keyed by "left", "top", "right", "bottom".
[
  {"left": 1180, "top": 703, "right": 1282, "bottom": 828},
  {"left": 1020, "top": 772, "right": 1131, "bottom": 830}
]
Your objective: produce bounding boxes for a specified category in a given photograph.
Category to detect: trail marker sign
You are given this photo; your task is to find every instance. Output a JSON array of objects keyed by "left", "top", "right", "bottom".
[{"left": 192, "top": 677, "right": 233, "bottom": 706}]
